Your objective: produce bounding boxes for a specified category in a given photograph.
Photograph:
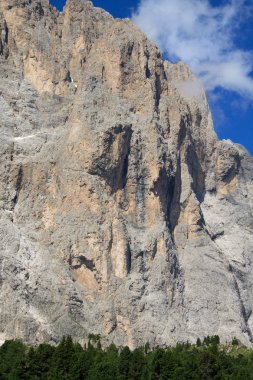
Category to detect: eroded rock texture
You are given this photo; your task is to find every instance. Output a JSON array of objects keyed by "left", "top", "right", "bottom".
[{"left": 0, "top": 0, "right": 253, "bottom": 348}]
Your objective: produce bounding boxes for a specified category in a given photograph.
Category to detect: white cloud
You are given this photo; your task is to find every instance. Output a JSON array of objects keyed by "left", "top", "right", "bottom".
[{"left": 132, "top": 0, "right": 253, "bottom": 98}]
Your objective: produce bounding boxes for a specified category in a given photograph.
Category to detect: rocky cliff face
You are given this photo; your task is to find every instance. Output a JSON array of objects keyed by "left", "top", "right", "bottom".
[{"left": 0, "top": 0, "right": 253, "bottom": 348}]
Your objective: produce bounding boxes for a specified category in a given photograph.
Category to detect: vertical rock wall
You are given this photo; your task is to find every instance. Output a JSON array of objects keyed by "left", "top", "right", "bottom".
[{"left": 0, "top": 0, "right": 252, "bottom": 347}]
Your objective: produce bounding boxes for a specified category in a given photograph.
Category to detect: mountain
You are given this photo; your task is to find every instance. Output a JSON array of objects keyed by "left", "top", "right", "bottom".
[{"left": 0, "top": 0, "right": 253, "bottom": 348}]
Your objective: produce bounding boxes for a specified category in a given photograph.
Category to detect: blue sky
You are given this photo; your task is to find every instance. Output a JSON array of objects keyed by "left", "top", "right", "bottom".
[{"left": 50, "top": 0, "right": 253, "bottom": 155}]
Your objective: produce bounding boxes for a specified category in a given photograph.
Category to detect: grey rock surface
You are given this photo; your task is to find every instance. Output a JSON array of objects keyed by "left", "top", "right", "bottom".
[{"left": 0, "top": 0, "right": 253, "bottom": 348}]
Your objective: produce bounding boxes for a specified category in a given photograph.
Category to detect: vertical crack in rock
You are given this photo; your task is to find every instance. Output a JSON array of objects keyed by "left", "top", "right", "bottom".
[
  {"left": 186, "top": 140, "right": 206, "bottom": 202},
  {"left": 89, "top": 125, "right": 133, "bottom": 193},
  {"left": 0, "top": 18, "right": 9, "bottom": 58},
  {"left": 154, "top": 73, "right": 162, "bottom": 111},
  {"left": 169, "top": 156, "right": 182, "bottom": 238},
  {"left": 151, "top": 166, "right": 175, "bottom": 228},
  {"left": 13, "top": 166, "right": 23, "bottom": 207},
  {"left": 134, "top": 131, "right": 146, "bottom": 224}
]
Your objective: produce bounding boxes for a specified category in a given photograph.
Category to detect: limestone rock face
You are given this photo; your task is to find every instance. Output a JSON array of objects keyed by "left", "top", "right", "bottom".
[{"left": 0, "top": 0, "right": 253, "bottom": 348}]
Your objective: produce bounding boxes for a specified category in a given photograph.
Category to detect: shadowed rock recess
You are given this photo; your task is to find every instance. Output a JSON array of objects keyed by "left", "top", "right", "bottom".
[{"left": 0, "top": 0, "right": 253, "bottom": 348}]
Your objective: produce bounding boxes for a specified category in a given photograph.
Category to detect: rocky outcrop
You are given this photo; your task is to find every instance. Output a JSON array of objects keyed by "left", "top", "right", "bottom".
[{"left": 0, "top": 0, "right": 253, "bottom": 348}]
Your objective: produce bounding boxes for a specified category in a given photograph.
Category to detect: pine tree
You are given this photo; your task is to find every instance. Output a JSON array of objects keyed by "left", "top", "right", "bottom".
[{"left": 119, "top": 346, "right": 131, "bottom": 380}]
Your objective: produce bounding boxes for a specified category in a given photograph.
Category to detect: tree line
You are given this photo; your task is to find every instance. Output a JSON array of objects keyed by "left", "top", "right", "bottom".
[{"left": 0, "top": 335, "right": 253, "bottom": 379}]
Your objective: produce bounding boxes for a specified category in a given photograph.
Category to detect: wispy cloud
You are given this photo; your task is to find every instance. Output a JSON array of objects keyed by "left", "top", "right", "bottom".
[{"left": 132, "top": 0, "right": 253, "bottom": 98}]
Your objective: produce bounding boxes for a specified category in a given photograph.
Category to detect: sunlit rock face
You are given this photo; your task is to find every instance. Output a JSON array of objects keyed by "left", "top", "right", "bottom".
[{"left": 0, "top": 0, "right": 253, "bottom": 348}]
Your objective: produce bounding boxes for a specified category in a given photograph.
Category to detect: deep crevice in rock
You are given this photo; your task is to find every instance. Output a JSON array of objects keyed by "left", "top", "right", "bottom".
[
  {"left": 154, "top": 73, "right": 161, "bottom": 110},
  {"left": 89, "top": 124, "right": 133, "bottom": 193},
  {"left": 151, "top": 166, "right": 175, "bottom": 227},
  {"left": 169, "top": 156, "right": 182, "bottom": 238},
  {"left": 13, "top": 166, "right": 23, "bottom": 206},
  {"left": 126, "top": 243, "right": 132, "bottom": 274},
  {"left": 145, "top": 62, "right": 151, "bottom": 79},
  {"left": 186, "top": 141, "right": 206, "bottom": 203}
]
